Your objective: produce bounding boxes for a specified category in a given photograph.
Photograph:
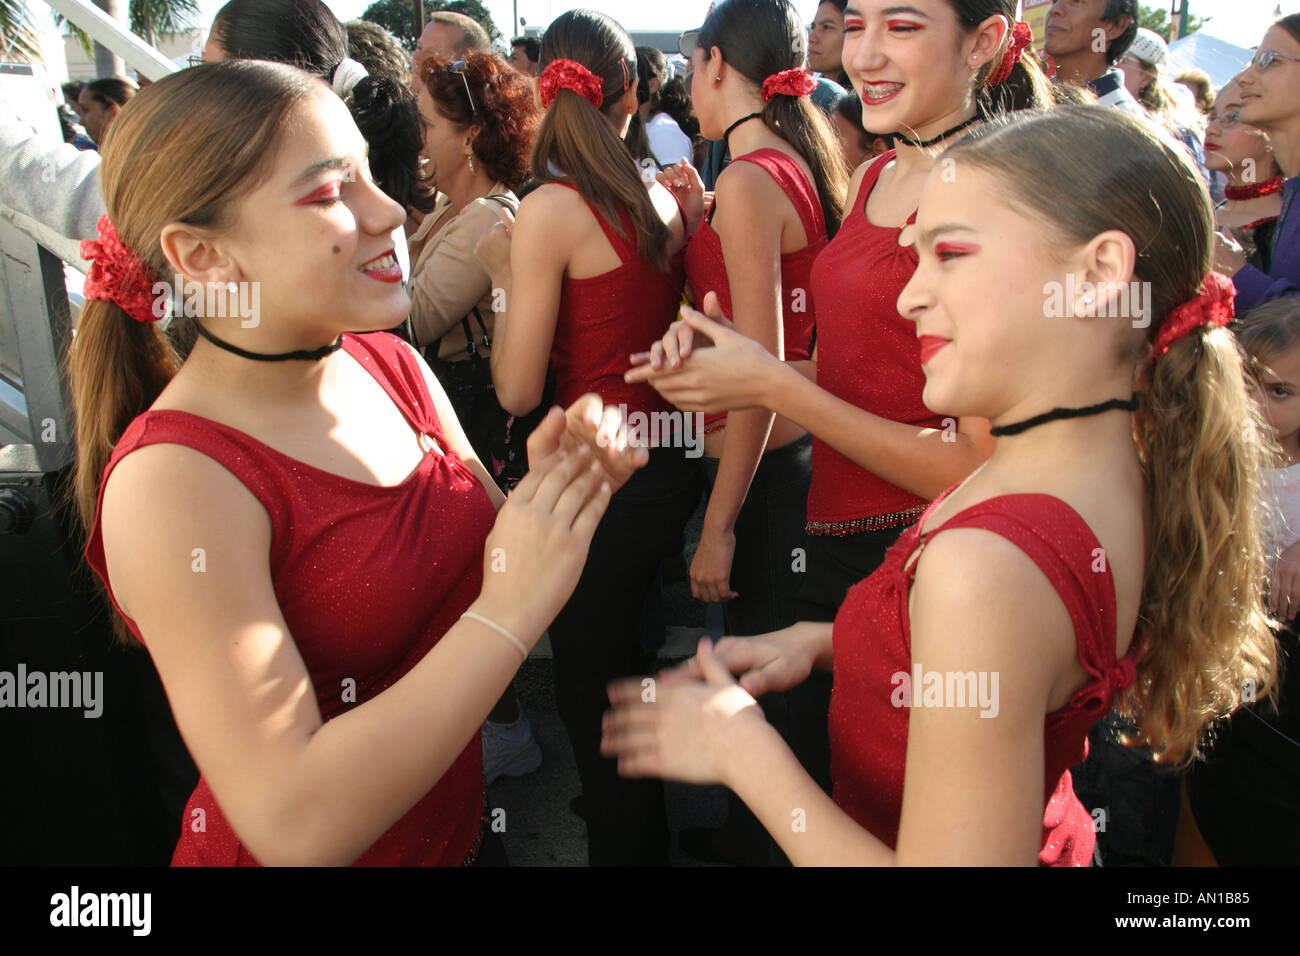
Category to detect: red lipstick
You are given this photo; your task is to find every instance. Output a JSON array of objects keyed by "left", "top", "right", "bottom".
[{"left": 918, "top": 335, "right": 951, "bottom": 365}]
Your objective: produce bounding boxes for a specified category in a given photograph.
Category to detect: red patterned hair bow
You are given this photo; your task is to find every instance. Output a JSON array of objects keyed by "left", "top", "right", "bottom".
[
  {"left": 1151, "top": 271, "right": 1235, "bottom": 360},
  {"left": 539, "top": 58, "right": 606, "bottom": 110},
  {"left": 79, "top": 214, "right": 162, "bottom": 324},
  {"left": 761, "top": 66, "right": 816, "bottom": 102},
  {"left": 988, "top": 21, "right": 1034, "bottom": 86}
]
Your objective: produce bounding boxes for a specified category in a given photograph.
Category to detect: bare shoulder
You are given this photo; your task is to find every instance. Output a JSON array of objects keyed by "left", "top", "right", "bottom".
[
  {"left": 100, "top": 441, "right": 271, "bottom": 620},
  {"left": 519, "top": 182, "right": 585, "bottom": 219},
  {"left": 908, "top": 525, "right": 1078, "bottom": 706},
  {"left": 715, "top": 158, "right": 785, "bottom": 205}
]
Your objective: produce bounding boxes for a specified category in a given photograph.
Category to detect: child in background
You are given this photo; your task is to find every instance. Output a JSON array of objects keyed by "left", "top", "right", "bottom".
[{"left": 1177, "top": 296, "right": 1300, "bottom": 865}]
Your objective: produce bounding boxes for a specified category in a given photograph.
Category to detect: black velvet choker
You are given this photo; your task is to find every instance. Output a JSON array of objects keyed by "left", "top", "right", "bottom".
[
  {"left": 192, "top": 321, "right": 343, "bottom": 362},
  {"left": 893, "top": 113, "right": 981, "bottom": 150},
  {"left": 989, "top": 397, "right": 1138, "bottom": 437},
  {"left": 722, "top": 111, "right": 764, "bottom": 152}
]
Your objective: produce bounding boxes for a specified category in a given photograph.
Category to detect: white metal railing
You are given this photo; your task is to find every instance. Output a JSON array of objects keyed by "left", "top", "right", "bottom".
[
  {"left": 43, "top": 0, "right": 178, "bottom": 81},
  {"left": 0, "top": 1, "right": 174, "bottom": 460}
]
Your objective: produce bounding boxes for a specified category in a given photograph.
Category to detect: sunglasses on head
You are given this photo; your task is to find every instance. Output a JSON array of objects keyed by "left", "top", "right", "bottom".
[{"left": 447, "top": 59, "right": 476, "bottom": 113}]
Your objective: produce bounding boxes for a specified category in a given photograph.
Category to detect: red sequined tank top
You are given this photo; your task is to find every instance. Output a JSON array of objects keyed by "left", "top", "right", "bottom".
[
  {"left": 84, "top": 332, "right": 494, "bottom": 866},
  {"left": 806, "top": 150, "right": 945, "bottom": 534},
  {"left": 549, "top": 182, "right": 686, "bottom": 415},
  {"left": 828, "top": 486, "right": 1139, "bottom": 865},
  {"left": 683, "top": 148, "right": 825, "bottom": 434}
]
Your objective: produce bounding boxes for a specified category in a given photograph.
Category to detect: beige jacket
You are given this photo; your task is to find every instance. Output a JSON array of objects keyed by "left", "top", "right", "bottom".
[{"left": 407, "top": 185, "right": 516, "bottom": 360}]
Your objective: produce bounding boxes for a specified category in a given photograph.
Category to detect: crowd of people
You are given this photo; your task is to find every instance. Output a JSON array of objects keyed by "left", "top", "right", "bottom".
[{"left": 7, "top": 0, "right": 1298, "bottom": 866}]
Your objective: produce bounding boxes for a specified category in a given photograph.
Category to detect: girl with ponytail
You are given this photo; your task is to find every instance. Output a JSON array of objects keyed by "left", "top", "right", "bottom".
[
  {"left": 604, "top": 104, "right": 1278, "bottom": 865},
  {"left": 653, "top": 0, "right": 849, "bottom": 866},
  {"left": 70, "top": 60, "right": 635, "bottom": 867},
  {"left": 475, "top": 8, "right": 701, "bottom": 866}
]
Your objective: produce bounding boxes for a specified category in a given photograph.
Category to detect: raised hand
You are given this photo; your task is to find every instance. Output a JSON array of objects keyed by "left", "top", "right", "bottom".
[
  {"left": 524, "top": 396, "right": 650, "bottom": 495},
  {"left": 473, "top": 205, "right": 515, "bottom": 279},
  {"left": 477, "top": 440, "right": 611, "bottom": 642},
  {"left": 602, "top": 637, "right": 768, "bottom": 786},
  {"left": 625, "top": 294, "right": 778, "bottom": 413},
  {"left": 657, "top": 622, "right": 828, "bottom": 698},
  {"left": 656, "top": 160, "right": 707, "bottom": 235}
]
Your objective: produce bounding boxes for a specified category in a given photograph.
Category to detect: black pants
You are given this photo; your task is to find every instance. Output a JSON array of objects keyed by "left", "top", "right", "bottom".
[
  {"left": 546, "top": 446, "right": 702, "bottom": 866},
  {"left": 700, "top": 434, "right": 812, "bottom": 638},
  {"left": 699, "top": 437, "right": 811, "bottom": 863}
]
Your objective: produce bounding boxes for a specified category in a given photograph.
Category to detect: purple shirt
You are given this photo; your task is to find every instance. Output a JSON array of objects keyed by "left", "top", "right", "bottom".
[{"left": 1233, "top": 174, "right": 1299, "bottom": 313}]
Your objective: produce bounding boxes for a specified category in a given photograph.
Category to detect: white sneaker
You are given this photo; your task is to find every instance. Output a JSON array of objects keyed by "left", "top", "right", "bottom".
[{"left": 482, "top": 712, "right": 543, "bottom": 784}]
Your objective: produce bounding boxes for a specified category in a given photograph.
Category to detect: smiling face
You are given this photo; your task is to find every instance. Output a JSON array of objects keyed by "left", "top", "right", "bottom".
[
  {"left": 896, "top": 162, "right": 1132, "bottom": 421},
  {"left": 1203, "top": 80, "right": 1275, "bottom": 180},
  {"left": 178, "top": 90, "right": 409, "bottom": 342},
  {"left": 841, "top": 0, "right": 1001, "bottom": 138},
  {"left": 1237, "top": 25, "right": 1300, "bottom": 132},
  {"left": 809, "top": 2, "right": 846, "bottom": 75}
]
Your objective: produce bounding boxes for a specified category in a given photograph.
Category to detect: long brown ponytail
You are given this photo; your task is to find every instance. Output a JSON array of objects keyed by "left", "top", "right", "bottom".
[
  {"left": 532, "top": 9, "right": 671, "bottom": 272},
  {"left": 945, "top": 105, "right": 1278, "bottom": 766},
  {"left": 695, "top": 0, "right": 848, "bottom": 237},
  {"left": 67, "top": 61, "right": 321, "bottom": 643}
]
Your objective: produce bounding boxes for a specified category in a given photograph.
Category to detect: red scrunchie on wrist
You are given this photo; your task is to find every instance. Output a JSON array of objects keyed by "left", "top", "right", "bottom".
[
  {"left": 539, "top": 58, "right": 605, "bottom": 110},
  {"left": 988, "top": 21, "right": 1034, "bottom": 86},
  {"left": 761, "top": 67, "right": 816, "bottom": 102},
  {"left": 80, "top": 214, "right": 162, "bottom": 324},
  {"left": 1151, "top": 271, "right": 1235, "bottom": 360}
]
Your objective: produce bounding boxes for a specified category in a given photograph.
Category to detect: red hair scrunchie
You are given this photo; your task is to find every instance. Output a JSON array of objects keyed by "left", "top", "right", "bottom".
[
  {"left": 539, "top": 58, "right": 605, "bottom": 110},
  {"left": 988, "top": 21, "right": 1034, "bottom": 86},
  {"left": 761, "top": 66, "right": 816, "bottom": 102},
  {"left": 80, "top": 214, "right": 163, "bottom": 324},
  {"left": 1151, "top": 271, "right": 1236, "bottom": 360}
]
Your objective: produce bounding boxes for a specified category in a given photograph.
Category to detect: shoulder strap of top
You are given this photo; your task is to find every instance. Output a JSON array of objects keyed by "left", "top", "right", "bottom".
[
  {"left": 341, "top": 332, "right": 448, "bottom": 446},
  {"left": 730, "top": 148, "right": 826, "bottom": 246},
  {"left": 549, "top": 180, "right": 635, "bottom": 265},
  {"left": 919, "top": 495, "right": 1120, "bottom": 672},
  {"left": 855, "top": 149, "right": 916, "bottom": 226}
]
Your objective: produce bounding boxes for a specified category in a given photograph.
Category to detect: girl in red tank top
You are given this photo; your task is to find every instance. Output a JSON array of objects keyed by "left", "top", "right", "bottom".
[
  {"left": 658, "top": 0, "right": 845, "bottom": 632},
  {"left": 69, "top": 61, "right": 635, "bottom": 867},
  {"left": 475, "top": 10, "right": 704, "bottom": 865},
  {"left": 603, "top": 106, "right": 1279, "bottom": 865}
]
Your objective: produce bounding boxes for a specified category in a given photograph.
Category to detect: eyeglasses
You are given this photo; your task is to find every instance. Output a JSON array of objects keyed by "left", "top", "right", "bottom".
[
  {"left": 1120, "top": 53, "right": 1156, "bottom": 73},
  {"left": 1210, "top": 108, "right": 1242, "bottom": 129},
  {"left": 447, "top": 59, "right": 476, "bottom": 113},
  {"left": 679, "top": 29, "right": 700, "bottom": 59},
  {"left": 1250, "top": 48, "right": 1300, "bottom": 72},
  {"left": 187, "top": 54, "right": 203, "bottom": 67}
]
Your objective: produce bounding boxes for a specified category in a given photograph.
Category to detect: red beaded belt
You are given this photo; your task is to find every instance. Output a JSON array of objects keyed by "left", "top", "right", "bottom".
[{"left": 805, "top": 503, "right": 926, "bottom": 537}]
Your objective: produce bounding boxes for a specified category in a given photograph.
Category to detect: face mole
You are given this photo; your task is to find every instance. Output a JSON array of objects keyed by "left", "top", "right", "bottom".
[{"left": 332, "top": 245, "right": 341, "bottom": 254}]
